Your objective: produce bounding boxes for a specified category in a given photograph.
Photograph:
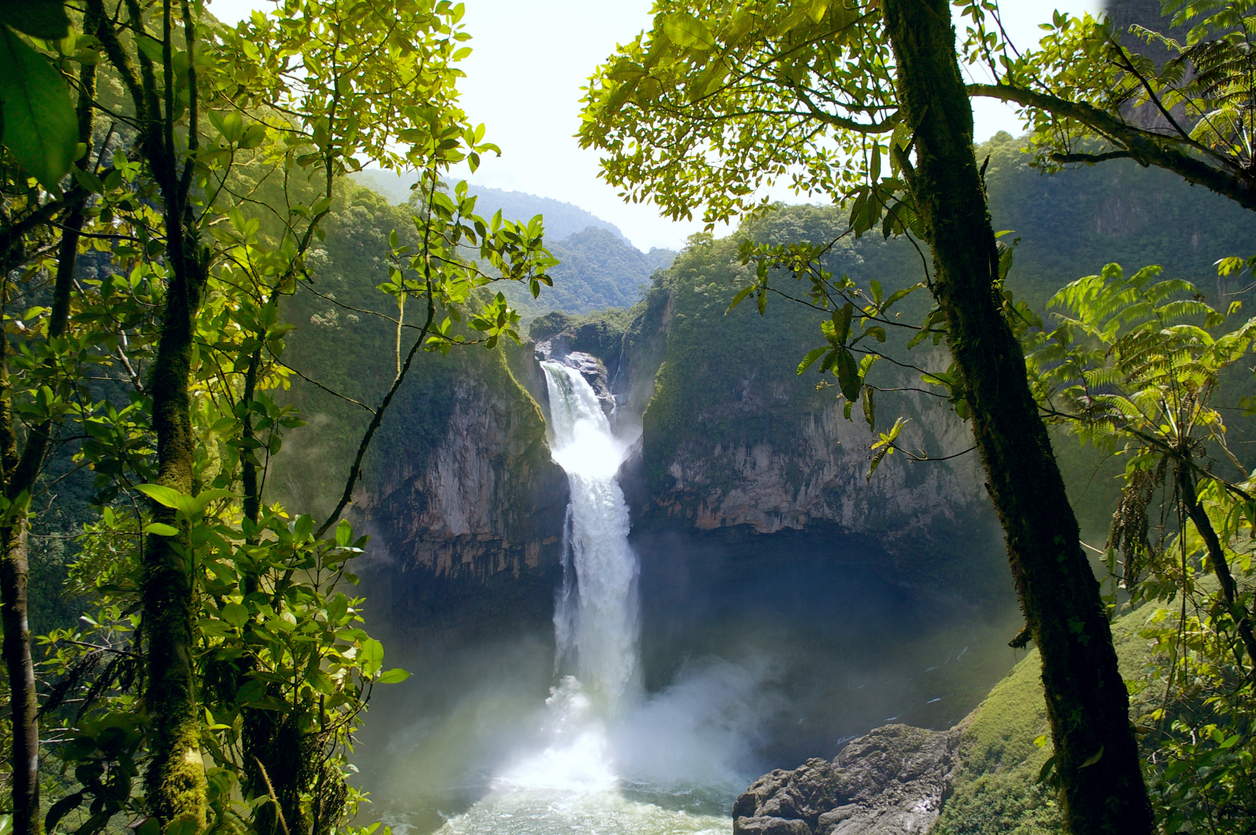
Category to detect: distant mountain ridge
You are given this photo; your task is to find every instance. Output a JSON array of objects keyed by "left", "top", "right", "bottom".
[
  {"left": 350, "top": 170, "right": 630, "bottom": 242},
  {"left": 349, "top": 170, "right": 675, "bottom": 317}
]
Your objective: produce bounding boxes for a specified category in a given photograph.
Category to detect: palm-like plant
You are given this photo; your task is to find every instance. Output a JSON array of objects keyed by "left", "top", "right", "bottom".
[{"left": 1025, "top": 263, "right": 1256, "bottom": 663}]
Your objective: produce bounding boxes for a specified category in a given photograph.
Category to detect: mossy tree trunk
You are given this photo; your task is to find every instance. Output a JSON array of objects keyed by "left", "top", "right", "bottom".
[
  {"left": 880, "top": 1, "right": 1153, "bottom": 832},
  {"left": 142, "top": 245, "right": 209, "bottom": 830},
  {"left": 91, "top": 0, "right": 211, "bottom": 825},
  {"left": 0, "top": 22, "right": 100, "bottom": 832},
  {"left": 0, "top": 327, "right": 42, "bottom": 835}
]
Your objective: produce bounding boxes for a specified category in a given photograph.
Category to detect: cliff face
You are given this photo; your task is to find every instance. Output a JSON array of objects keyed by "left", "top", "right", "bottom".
[
  {"left": 647, "top": 385, "right": 983, "bottom": 542},
  {"left": 597, "top": 222, "right": 995, "bottom": 581},
  {"left": 350, "top": 350, "right": 569, "bottom": 629}
]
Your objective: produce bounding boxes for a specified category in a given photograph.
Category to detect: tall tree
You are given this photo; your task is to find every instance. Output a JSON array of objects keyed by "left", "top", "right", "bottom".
[
  {"left": 580, "top": 1, "right": 1152, "bottom": 830},
  {"left": 2, "top": 0, "right": 553, "bottom": 831},
  {"left": 0, "top": 3, "right": 99, "bottom": 831},
  {"left": 882, "top": 2, "right": 1151, "bottom": 830}
]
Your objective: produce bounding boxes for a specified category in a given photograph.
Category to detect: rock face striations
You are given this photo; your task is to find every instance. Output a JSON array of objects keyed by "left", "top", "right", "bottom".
[
  {"left": 350, "top": 353, "right": 570, "bottom": 632},
  {"left": 733, "top": 725, "right": 962, "bottom": 835}
]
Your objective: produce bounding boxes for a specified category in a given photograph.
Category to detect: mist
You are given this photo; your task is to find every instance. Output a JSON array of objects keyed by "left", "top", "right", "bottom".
[
  {"left": 347, "top": 361, "right": 1021, "bottom": 835},
  {"left": 351, "top": 526, "right": 1020, "bottom": 835}
]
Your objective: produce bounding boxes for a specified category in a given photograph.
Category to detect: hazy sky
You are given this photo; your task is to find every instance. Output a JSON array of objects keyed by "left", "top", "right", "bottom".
[{"left": 210, "top": 0, "right": 1102, "bottom": 250}]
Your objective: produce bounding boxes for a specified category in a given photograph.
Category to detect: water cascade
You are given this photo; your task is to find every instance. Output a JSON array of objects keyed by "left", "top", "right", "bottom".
[
  {"left": 544, "top": 360, "right": 641, "bottom": 714},
  {"left": 426, "top": 360, "right": 738, "bottom": 835}
]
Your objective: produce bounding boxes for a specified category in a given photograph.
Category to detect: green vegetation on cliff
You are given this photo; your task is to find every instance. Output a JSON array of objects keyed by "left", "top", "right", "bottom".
[
  {"left": 931, "top": 607, "right": 1156, "bottom": 835},
  {"left": 279, "top": 183, "right": 549, "bottom": 517}
]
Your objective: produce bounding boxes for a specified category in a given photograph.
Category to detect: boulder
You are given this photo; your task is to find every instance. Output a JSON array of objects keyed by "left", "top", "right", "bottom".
[{"left": 733, "top": 724, "right": 960, "bottom": 835}]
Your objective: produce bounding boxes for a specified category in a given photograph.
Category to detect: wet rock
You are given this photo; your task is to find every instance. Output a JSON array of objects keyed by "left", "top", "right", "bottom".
[
  {"left": 536, "top": 344, "right": 616, "bottom": 418},
  {"left": 735, "top": 817, "right": 813, "bottom": 835},
  {"left": 733, "top": 725, "right": 960, "bottom": 835}
]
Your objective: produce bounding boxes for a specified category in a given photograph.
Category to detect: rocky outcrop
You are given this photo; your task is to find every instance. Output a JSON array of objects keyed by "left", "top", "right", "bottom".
[
  {"left": 353, "top": 369, "right": 569, "bottom": 625},
  {"left": 652, "top": 388, "right": 983, "bottom": 543},
  {"left": 733, "top": 724, "right": 962, "bottom": 835}
]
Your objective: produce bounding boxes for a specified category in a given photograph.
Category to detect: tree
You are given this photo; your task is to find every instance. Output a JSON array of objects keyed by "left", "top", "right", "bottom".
[
  {"left": 580, "top": 1, "right": 1152, "bottom": 831},
  {"left": 963, "top": 0, "right": 1256, "bottom": 213},
  {"left": 1, "top": 0, "right": 553, "bottom": 832},
  {"left": 1, "top": 3, "right": 101, "bottom": 831},
  {"left": 1024, "top": 264, "right": 1256, "bottom": 832}
]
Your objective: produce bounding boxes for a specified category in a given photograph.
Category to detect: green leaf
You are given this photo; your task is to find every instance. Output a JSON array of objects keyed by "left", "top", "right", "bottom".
[
  {"left": 1079, "top": 745, "right": 1104, "bottom": 768},
  {"left": 1036, "top": 751, "right": 1060, "bottom": 785},
  {"left": 335, "top": 519, "right": 353, "bottom": 547},
  {"left": 308, "top": 668, "right": 335, "bottom": 694},
  {"left": 726, "top": 284, "right": 756, "bottom": 312},
  {"left": 664, "top": 13, "right": 716, "bottom": 50},
  {"left": 221, "top": 602, "right": 249, "bottom": 629},
  {"left": 835, "top": 348, "right": 860, "bottom": 401},
  {"left": 833, "top": 302, "right": 854, "bottom": 345},
  {"left": 192, "top": 488, "right": 237, "bottom": 514},
  {"left": 326, "top": 592, "right": 349, "bottom": 625},
  {"left": 0, "top": 1, "right": 71, "bottom": 39},
  {"left": 143, "top": 522, "right": 180, "bottom": 537},
  {"left": 796, "top": 346, "right": 827, "bottom": 375},
  {"left": 43, "top": 791, "right": 84, "bottom": 833},
  {"left": 136, "top": 484, "right": 198, "bottom": 517},
  {"left": 360, "top": 638, "right": 383, "bottom": 676},
  {"left": 219, "top": 111, "right": 245, "bottom": 143},
  {"left": 0, "top": 25, "right": 77, "bottom": 189},
  {"left": 377, "top": 668, "right": 411, "bottom": 684}
]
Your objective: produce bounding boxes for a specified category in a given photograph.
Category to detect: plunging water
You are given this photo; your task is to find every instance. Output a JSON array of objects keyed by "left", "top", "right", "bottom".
[
  {"left": 366, "top": 358, "right": 1020, "bottom": 835},
  {"left": 544, "top": 361, "right": 641, "bottom": 714},
  {"left": 421, "top": 362, "right": 739, "bottom": 835}
]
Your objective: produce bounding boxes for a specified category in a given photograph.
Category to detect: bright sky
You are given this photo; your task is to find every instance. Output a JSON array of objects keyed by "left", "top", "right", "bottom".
[{"left": 210, "top": 0, "right": 1102, "bottom": 251}]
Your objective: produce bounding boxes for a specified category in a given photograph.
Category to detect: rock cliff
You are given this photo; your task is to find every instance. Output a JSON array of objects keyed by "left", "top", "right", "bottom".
[
  {"left": 647, "top": 383, "right": 983, "bottom": 543},
  {"left": 350, "top": 352, "right": 569, "bottom": 630},
  {"left": 733, "top": 724, "right": 963, "bottom": 835}
]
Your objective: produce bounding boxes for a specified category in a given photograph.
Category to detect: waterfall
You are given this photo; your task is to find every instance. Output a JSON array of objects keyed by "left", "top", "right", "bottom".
[
  {"left": 541, "top": 361, "right": 640, "bottom": 713},
  {"left": 414, "top": 360, "right": 769, "bottom": 835}
]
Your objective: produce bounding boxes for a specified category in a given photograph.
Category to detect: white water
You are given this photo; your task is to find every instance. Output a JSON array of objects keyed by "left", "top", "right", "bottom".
[
  {"left": 421, "top": 361, "right": 751, "bottom": 835},
  {"left": 543, "top": 361, "right": 641, "bottom": 714}
]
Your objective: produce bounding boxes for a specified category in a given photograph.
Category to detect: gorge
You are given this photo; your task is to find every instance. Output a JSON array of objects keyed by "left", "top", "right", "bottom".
[
  {"left": 278, "top": 128, "right": 1256, "bottom": 835},
  {"left": 8, "top": 2, "right": 1256, "bottom": 834}
]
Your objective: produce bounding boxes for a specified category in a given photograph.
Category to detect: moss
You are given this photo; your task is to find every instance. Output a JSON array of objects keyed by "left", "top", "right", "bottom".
[{"left": 931, "top": 607, "right": 1157, "bottom": 835}]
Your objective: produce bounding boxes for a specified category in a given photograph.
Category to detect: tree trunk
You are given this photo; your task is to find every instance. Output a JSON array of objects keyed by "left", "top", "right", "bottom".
[
  {"left": 1177, "top": 463, "right": 1256, "bottom": 666},
  {"left": 142, "top": 246, "right": 209, "bottom": 830},
  {"left": 1, "top": 363, "right": 41, "bottom": 835},
  {"left": 138, "top": 3, "right": 209, "bottom": 823},
  {"left": 881, "top": 1, "right": 1153, "bottom": 832},
  {"left": 0, "top": 28, "right": 99, "bottom": 830}
]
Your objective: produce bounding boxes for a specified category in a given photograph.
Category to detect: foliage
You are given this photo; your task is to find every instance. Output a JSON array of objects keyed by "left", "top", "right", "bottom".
[
  {"left": 963, "top": 0, "right": 1256, "bottom": 212},
  {"left": 1023, "top": 264, "right": 1256, "bottom": 833},
  {"left": 578, "top": 0, "right": 900, "bottom": 227},
  {"left": 1, "top": 0, "right": 553, "bottom": 833},
  {"left": 0, "top": 1, "right": 77, "bottom": 188}
]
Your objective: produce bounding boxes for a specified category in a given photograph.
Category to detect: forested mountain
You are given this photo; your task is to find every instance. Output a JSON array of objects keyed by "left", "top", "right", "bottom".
[
  {"left": 349, "top": 172, "right": 676, "bottom": 316},
  {"left": 6, "top": 1, "right": 1256, "bottom": 835},
  {"left": 350, "top": 171, "right": 630, "bottom": 241},
  {"left": 518, "top": 227, "right": 675, "bottom": 315}
]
